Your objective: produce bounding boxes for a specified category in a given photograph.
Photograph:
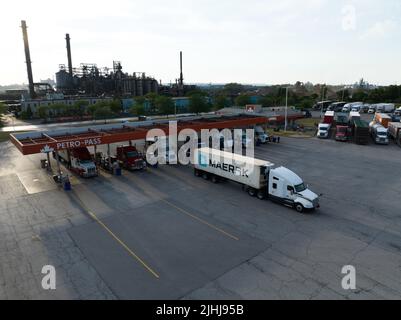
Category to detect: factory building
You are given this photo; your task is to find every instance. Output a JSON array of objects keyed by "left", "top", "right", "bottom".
[
  {"left": 121, "top": 97, "right": 191, "bottom": 113},
  {"left": 19, "top": 21, "right": 194, "bottom": 119},
  {"left": 55, "top": 61, "right": 159, "bottom": 96},
  {"left": 21, "top": 93, "right": 113, "bottom": 115}
]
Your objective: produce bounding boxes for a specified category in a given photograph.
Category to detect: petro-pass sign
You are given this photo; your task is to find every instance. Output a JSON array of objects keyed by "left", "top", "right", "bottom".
[{"left": 56, "top": 137, "right": 102, "bottom": 150}]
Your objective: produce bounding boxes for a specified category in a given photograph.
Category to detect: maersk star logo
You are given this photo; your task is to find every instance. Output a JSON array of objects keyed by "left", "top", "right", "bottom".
[
  {"left": 199, "top": 153, "right": 208, "bottom": 167},
  {"left": 40, "top": 145, "right": 54, "bottom": 153}
]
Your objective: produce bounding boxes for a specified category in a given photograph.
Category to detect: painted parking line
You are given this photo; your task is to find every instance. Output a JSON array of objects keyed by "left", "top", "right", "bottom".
[
  {"left": 161, "top": 199, "right": 240, "bottom": 241},
  {"left": 71, "top": 190, "right": 160, "bottom": 279},
  {"left": 125, "top": 168, "right": 240, "bottom": 241}
]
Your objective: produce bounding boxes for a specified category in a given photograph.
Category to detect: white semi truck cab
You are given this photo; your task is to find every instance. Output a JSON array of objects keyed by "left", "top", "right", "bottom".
[
  {"left": 266, "top": 166, "right": 320, "bottom": 212},
  {"left": 194, "top": 148, "right": 320, "bottom": 213},
  {"left": 56, "top": 147, "right": 98, "bottom": 178}
]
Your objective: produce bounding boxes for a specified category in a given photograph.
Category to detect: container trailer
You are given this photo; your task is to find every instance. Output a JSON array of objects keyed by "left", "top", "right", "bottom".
[
  {"left": 194, "top": 148, "right": 320, "bottom": 213},
  {"left": 352, "top": 119, "right": 370, "bottom": 145},
  {"left": 388, "top": 122, "right": 401, "bottom": 146},
  {"left": 375, "top": 113, "right": 392, "bottom": 128}
]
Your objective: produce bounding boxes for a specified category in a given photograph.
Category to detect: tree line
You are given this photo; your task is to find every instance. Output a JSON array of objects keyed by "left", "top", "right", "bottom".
[
  {"left": 339, "top": 85, "right": 401, "bottom": 104},
  {"left": 0, "top": 102, "right": 7, "bottom": 127}
]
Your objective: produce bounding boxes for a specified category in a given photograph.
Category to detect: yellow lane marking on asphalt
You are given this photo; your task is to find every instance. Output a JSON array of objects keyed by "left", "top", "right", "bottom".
[
  {"left": 161, "top": 199, "right": 240, "bottom": 241},
  {"left": 71, "top": 191, "right": 160, "bottom": 279},
  {"left": 125, "top": 168, "right": 239, "bottom": 241}
]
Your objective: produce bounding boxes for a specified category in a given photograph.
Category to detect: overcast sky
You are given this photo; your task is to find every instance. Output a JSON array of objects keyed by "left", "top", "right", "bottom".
[{"left": 1, "top": 0, "right": 401, "bottom": 86}]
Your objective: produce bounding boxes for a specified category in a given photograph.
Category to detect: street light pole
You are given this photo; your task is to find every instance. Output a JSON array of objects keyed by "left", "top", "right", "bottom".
[
  {"left": 320, "top": 85, "right": 325, "bottom": 119},
  {"left": 285, "top": 87, "right": 289, "bottom": 132}
]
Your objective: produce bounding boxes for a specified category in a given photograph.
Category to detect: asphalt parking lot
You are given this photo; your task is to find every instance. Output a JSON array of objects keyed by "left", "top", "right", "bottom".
[{"left": 0, "top": 135, "right": 401, "bottom": 299}]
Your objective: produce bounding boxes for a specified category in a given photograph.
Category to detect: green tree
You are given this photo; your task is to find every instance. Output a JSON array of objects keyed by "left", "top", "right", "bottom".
[
  {"left": 145, "top": 93, "right": 158, "bottom": 113},
  {"left": 109, "top": 99, "right": 122, "bottom": 114},
  {"left": 223, "top": 83, "right": 244, "bottom": 96},
  {"left": 37, "top": 106, "right": 48, "bottom": 120},
  {"left": 134, "top": 96, "right": 146, "bottom": 105},
  {"left": 352, "top": 90, "right": 368, "bottom": 102},
  {"left": 87, "top": 104, "right": 97, "bottom": 118},
  {"left": 26, "top": 105, "right": 33, "bottom": 119},
  {"left": 214, "top": 95, "right": 230, "bottom": 110},
  {"left": 130, "top": 103, "right": 146, "bottom": 116},
  {"left": 73, "top": 100, "right": 89, "bottom": 117},
  {"left": 258, "top": 96, "right": 274, "bottom": 108},
  {"left": 155, "top": 96, "right": 175, "bottom": 115},
  {"left": 235, "top": 94, "right": 251, "bottom": 107},
  {"left": 0, "top": 102, "right": 7, "bottom": 126},
  {"left": 189, "top": 93, "right": 210, "bottom": 114},
  {"left": 49, "top": 103, "right": 67, "bottom": 117},
  {"left": 94, "top": 106, "right": 115, "bottom": 123},
  {"left": 0, "top": 102, "right": 7, "bottom": 115}
]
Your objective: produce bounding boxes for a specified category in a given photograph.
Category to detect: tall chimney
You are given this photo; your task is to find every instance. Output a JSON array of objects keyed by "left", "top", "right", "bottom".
[
  {"left": 179, "top": 51, "right": 183, "bottom": 86},
  {"left": 65, "top": 33, "right": 73, "bottom": 76},
  {"left": 21, "top": 20, "right": 35, "bottom": 98}
]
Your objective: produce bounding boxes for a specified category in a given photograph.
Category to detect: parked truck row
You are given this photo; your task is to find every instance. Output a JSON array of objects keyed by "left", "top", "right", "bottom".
[{"left": 53, "top": 144, "right": 147, "bottom": 178}]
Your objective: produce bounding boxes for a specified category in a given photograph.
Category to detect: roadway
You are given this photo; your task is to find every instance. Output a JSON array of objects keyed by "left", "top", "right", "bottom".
[{"left": 0, "top": 135, "right": 401, "bottom": 299}]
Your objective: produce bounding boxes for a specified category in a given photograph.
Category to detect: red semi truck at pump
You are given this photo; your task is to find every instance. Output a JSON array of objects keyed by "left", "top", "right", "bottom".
[
  {"left": 116, "top": 145, "right": 146, "bottom": 170},
  {"left": 54, "top": 147, "right": 98, "bottom": 178}
]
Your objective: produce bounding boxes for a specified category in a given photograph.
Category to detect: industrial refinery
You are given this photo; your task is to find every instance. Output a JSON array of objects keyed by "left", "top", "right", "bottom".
[{"left": 19, "top": 20, "right": 190, "bottom": 113}]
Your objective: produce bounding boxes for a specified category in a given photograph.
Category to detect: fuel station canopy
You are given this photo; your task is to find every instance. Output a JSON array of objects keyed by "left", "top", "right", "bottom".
[{"left": 10, "top": 114, "right": 268, "bottom": 155}]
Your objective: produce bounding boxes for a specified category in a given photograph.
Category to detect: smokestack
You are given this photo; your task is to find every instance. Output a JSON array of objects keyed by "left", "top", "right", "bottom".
[
  {"left": 21, "top": 20, "right": 35, "bottom": 98},
  {"left": 65, "top": 33, "right": 73, "bottom": 76},
  {"left": 179, "top": 51, "right": 183, "bottom": 86}
]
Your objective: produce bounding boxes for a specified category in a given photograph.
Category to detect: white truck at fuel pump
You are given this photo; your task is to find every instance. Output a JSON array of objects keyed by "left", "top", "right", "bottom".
[
  {"left": 194, "top": 148, "right": 320, "bottom": 213},
  {"left": 55, "top": 147, "right": 98, "bottom": 178}
]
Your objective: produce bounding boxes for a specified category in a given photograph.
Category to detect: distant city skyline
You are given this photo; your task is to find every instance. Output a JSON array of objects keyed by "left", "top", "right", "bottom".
[{"left": 1, "top": 0, "right": 401, "bottom": 86}]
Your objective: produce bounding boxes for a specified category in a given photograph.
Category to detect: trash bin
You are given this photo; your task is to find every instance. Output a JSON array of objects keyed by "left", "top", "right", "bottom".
[
  {"left": 114, "top": 168, "right": 122, "bottom": 176},
  {"left": 63, "top": 180, "right": 71, "bottom": 191},
  {"left": 61, "top": 176, "right": 71, "bottom": 191},
  {"left": 40, "top": 159, "right": 47, "bottom": 169}
]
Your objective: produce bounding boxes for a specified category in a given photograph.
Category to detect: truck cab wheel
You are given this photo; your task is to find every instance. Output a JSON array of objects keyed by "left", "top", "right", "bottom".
[
  {"left": 194, "top": 169, "right": 201, "bottom": 177},
  {"left": 295, "top": 203, "right": 304, "bottom": 213},
  {"left": 248, "top": 188, "right": 256, "bottom": 197}
]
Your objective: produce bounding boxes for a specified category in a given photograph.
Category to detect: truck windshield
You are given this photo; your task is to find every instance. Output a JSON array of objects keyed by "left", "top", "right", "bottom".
[
  {"left": 319, "top": 127, "right": 328, "bottom": 131},
  {"left": 126, "top": 151, "right": 139, "bottom": 158},
  {"left": 295, "top": 183, "right": 307, "bottom": 193}
]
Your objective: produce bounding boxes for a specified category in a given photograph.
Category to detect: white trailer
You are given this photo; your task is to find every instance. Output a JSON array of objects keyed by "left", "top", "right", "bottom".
[
  {"left": 376, "top": 103, "right": 395, "bottom": 113},
  {"left": 194, "top": 148, "right": 320, "bottom": 213}
]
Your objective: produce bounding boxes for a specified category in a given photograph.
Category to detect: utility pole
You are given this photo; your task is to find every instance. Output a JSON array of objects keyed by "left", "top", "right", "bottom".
[{"left": 285, "top": 87, "right": 289, "bottom": 132}]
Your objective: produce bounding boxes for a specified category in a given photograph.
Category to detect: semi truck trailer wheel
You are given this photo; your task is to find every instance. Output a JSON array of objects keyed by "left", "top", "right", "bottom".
[
  {"left": 247, "top": 188, "right": 256, "bottom": 197},
  {"left": 257, "top": 191, "right": 265, "bottom": 200},
  {"left": 211, "top": 175, "right": 219, "bottom": 184}
]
